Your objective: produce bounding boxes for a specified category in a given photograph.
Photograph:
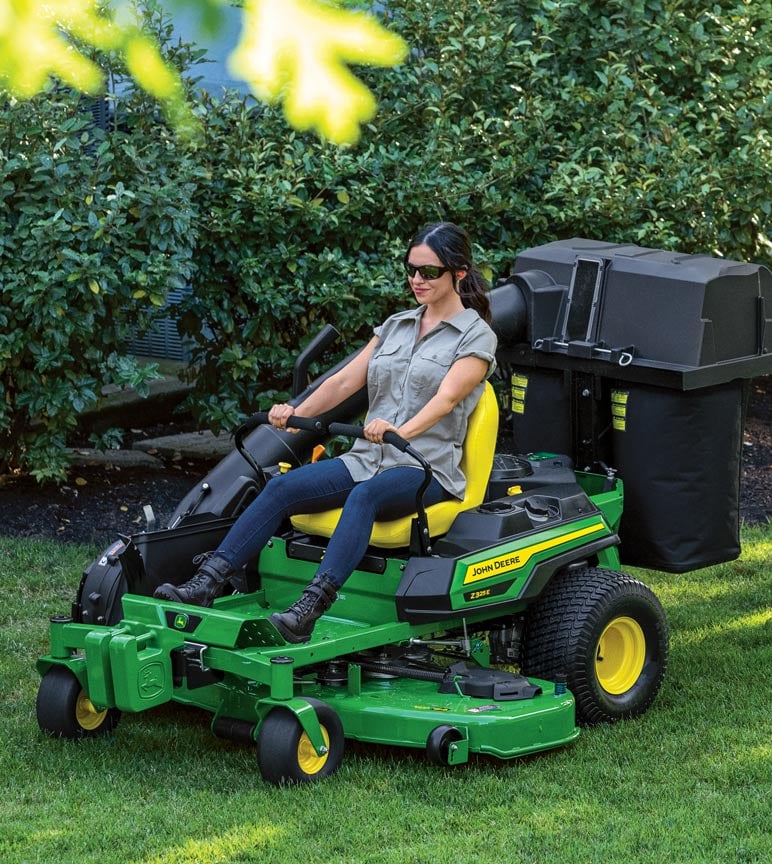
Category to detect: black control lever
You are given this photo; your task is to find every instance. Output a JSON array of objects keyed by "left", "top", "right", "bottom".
[{"left": 328, "top": 422, "right": 434, "bottom": 555}]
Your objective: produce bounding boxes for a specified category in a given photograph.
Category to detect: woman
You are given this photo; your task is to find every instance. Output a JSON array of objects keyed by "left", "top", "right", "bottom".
[{"left": 154, "top": 222, "right": 498, "bottom": 643}]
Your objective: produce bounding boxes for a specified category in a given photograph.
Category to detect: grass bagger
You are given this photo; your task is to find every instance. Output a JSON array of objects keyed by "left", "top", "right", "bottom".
[{"left": 35, "top": 238, "right": 772, "bottom": 783}]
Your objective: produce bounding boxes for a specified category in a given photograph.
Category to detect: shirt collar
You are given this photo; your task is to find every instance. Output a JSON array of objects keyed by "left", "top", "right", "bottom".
[{"left": 421, "top": 305, "right": 479, "bottom": 332}]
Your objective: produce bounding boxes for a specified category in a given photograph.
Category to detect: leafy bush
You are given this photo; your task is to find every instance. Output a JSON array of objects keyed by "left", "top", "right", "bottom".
[
  {"left": 0, "top": 6, "right": 199, "bottom": 480},
  {"left": 179, "top": 0, "right": 770, "bottom": 430},
  {"left": 1, "top": 0, "right": 769, "bottom": 477}
]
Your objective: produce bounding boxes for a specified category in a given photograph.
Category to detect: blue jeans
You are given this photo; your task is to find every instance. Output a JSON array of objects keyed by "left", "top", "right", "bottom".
[{"left": 215, "top": 458, "right": 449, "bottom": 588}]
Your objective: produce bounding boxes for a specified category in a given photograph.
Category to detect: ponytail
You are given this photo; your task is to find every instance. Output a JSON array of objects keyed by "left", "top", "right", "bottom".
[{"left": 456, "top": 267, "right": 492, "bottom": 324}]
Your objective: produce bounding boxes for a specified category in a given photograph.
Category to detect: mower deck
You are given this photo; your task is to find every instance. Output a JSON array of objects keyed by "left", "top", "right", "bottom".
[
  {"left": 39, "top": 580, "right": 579, "bottom": 767},
  {"left": 302, "top": 674, "right": 578, "bottom": 762}
]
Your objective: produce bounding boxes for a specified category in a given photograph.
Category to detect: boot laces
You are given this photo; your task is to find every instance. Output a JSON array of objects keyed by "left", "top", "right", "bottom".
[
  {"left": 184, "top": 570, "right": 215, "bottom": 592},
  {"left": 181, "top": 553, "right": 222, "bottom": 593},
  {"left": 288, "top": 588, "right": 319, "bottom": 618}
]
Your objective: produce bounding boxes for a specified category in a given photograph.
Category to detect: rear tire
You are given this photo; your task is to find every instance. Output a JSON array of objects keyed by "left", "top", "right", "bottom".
[
  {"left": 257, "top": 698, "right": 344, "bottom": 785},
  {"left": 520, "top": 566, "right": 669, "bottom": 725},
  {"left": 36, "top": 666, "right": 121, "bottom": 738}
]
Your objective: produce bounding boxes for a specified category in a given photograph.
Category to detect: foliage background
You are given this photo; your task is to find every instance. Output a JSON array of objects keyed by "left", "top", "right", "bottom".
[{"left": 1, "top": 0, "right": 770, "bottom": 478}]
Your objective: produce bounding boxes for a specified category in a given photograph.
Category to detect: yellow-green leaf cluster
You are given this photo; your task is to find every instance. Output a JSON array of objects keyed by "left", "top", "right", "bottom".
[
  {"left": 1, "top": 0, "right": 407, "bottom": 145},
  {"left": 0, "top": 0, "right": 107, "bottom": 95},
  {"left": 228, "top": 0, "right": 408, "bottom": 144},
  {"left": 0, "top": 0, "right": 195, "bottom": 134}
]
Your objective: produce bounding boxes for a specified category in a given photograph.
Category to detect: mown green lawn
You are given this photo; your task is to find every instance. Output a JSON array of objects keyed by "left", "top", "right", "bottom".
[{"left": 1, "top": 525, "right": 770, "bottom": 864}]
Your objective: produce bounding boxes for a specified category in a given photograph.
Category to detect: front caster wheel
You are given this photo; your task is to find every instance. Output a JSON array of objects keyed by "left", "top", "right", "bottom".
[
  {"left": 426, "top": 725, "right": 464, "bottom": 766},
  {"left": 521, "top": 566, "right": 669, "bottom": 725},
  {"left": 257, "top": 699, "right": 344, "bottom": 785},
  {"left": 36, "top": 666, "right": 121, "bottom": 738}
]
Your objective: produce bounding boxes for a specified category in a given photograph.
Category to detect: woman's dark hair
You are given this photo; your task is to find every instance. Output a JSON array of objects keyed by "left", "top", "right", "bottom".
[{"left": 405, "top": 221, "right": 492, "bottom": 324}]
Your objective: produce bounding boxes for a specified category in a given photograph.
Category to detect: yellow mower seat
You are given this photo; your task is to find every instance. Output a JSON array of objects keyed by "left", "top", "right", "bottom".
[{"left": 290, "top": 381, "right": 499, "bottom": 548}]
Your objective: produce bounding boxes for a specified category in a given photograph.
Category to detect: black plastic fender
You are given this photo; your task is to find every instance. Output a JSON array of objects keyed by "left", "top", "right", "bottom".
[{"left": 75, "top": 539, "right": 128, "bottom": 626}]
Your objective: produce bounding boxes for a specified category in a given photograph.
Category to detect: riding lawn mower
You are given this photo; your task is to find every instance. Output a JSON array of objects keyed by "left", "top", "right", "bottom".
[{"left": 35, "top": 238, "right": 771, "bottom": 783}]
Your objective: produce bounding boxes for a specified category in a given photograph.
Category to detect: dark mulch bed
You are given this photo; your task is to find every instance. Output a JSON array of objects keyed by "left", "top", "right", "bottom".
[
  {"left": 0, "top": 382, "right": 769, "bottom": 549},
  {"left": 0, "top": 460, "right": 216, "bottom": 548},
  {"left": 0, "top": 417, "right": 219, "bottom": 547}
]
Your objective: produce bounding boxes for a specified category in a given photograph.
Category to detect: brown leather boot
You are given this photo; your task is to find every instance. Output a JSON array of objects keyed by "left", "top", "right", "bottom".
[
  {"left": 270, "top": 573, "right": 338, "bottom": 643},
  {"left": 153, "top": 553, "right": 235, "bottom": 607}
]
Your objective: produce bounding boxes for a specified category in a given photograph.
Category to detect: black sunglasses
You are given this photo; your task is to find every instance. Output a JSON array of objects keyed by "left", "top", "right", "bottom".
[{"left": 405, "top": 262, "right": 451, "bottom": 280}]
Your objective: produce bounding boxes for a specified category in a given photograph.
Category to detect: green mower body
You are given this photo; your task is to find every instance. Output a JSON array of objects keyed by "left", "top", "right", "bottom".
[{"left": 36, "top": 466, "right": 667, "bottom": 783}]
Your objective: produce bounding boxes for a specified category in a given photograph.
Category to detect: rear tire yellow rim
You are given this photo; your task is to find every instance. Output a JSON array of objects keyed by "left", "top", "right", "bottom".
[
  {"left": 75, "top": 691, "right": 109, "bottom": 731},
  {"left": 297, "top": 725, "right": 330, "bottom": 775},
  {"left": 595, "top": 616, "right": 646, "bottom": 695}
]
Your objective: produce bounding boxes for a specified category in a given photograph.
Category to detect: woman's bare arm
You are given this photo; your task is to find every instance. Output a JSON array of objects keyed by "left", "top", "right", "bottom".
[
  {"left": 363, "top": 354, "right": 489, "bottom": 443},
  {"left": 269, "top": 336, "right": 377, "bottom": 429}
]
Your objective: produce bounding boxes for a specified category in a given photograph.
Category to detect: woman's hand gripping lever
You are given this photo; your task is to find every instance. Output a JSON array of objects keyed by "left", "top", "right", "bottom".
[{"left": 233, "top": 412, "right": 326, "bottom": 491}]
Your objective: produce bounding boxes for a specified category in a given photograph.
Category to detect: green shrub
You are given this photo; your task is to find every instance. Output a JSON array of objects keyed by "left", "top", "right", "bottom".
[
  {"left": 0, "top": 5, "right": 199, "bottom": 480},
  {"left": 178, "top": 0, "right": 770, "bottom": 430},
  {"left": 1, "top": 0, "right": 769, "bottom": 475}
]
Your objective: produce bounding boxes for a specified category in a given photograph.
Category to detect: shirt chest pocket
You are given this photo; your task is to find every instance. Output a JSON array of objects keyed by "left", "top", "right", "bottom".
[
  {"left": 368, "top": 342, "right": 409, "bottom": 394},
  {"left": 410, "top": 347, "right": 456, "bottom": 392}
]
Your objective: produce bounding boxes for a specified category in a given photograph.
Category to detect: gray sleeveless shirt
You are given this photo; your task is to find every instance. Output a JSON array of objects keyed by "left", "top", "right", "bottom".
[{"left": 338, "top": 306, "right": 497, "bottom": 498}]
